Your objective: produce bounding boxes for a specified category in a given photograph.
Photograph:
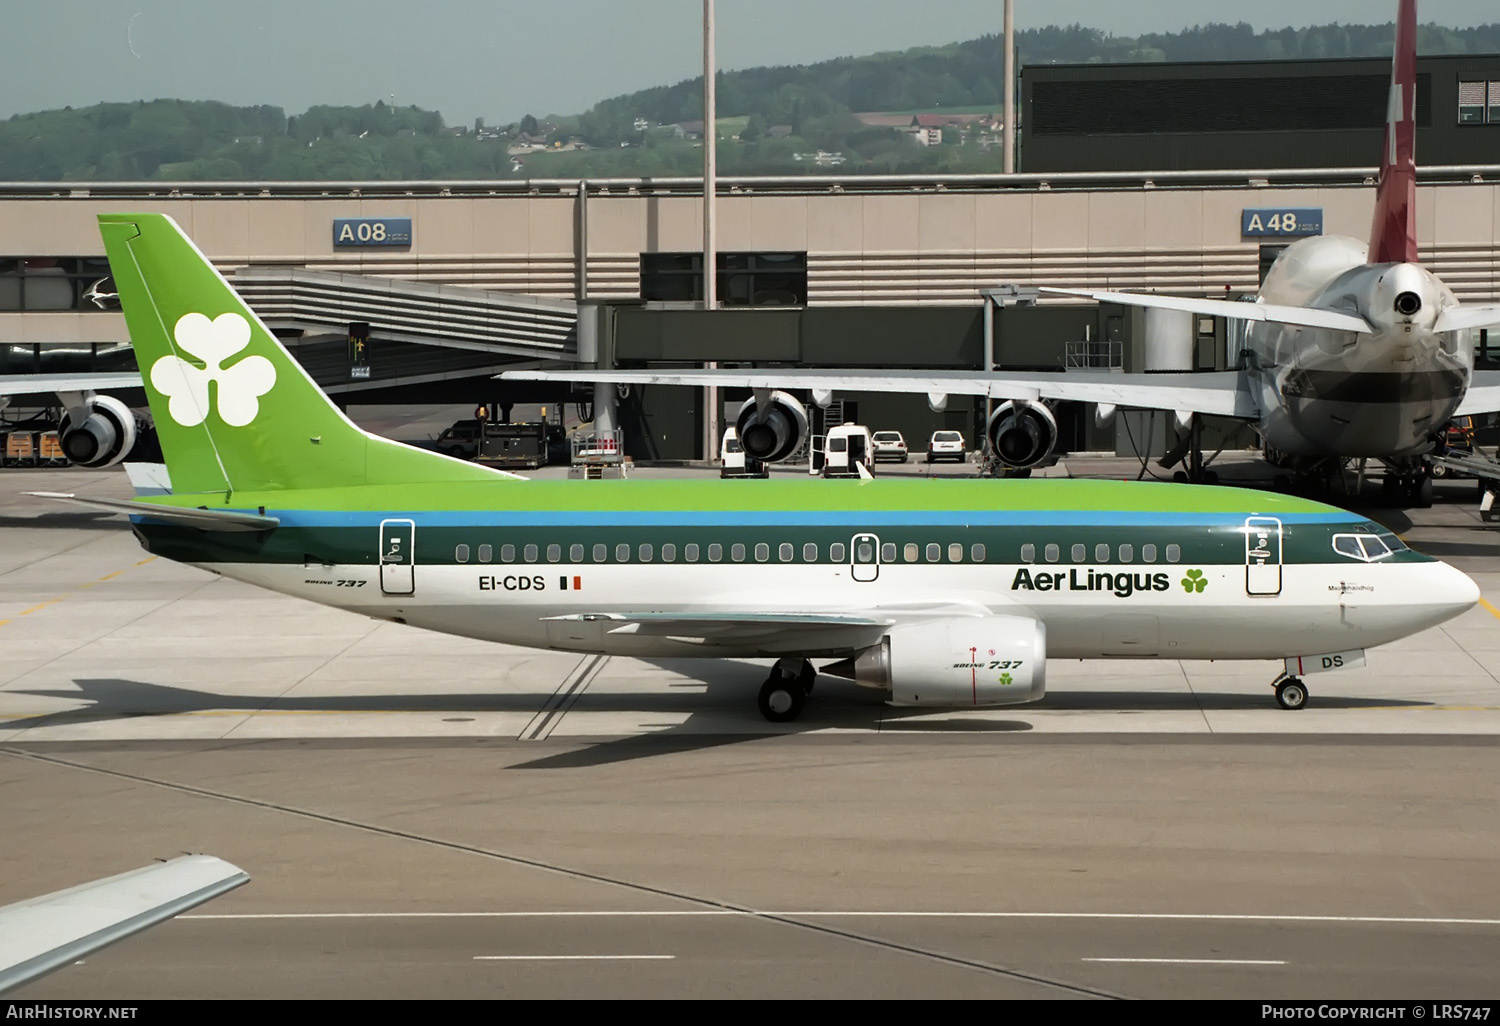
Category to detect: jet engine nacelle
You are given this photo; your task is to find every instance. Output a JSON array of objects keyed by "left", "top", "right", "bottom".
[
  {"left": 57, "top": 395, "right": 140, "bottom": 468},
  {"left": 987, "top": 400, "right": 1059, "bottom": 470},
  {"left": 735, "top": 390, "right": 809, "bottom": 463},
  {"left": 828, "top": 616, "right": 1046, "bottom": 707}
]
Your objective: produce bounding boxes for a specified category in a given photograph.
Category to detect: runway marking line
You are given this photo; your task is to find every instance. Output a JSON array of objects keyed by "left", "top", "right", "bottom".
[
  {"left": 181, "top": 911, "right": 1500, "bottom": 926},
  {"left": 0, "top": 557, "right": 158, "bottom": 629},
  {"left": 474, "top": 955, "right": 674, "bottom": 961},
  {"left": 1083, "top": 958, "right": 1285, "bottom": 966}
]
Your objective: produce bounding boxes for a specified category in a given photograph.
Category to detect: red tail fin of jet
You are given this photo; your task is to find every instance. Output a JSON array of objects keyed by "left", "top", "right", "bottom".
[{"left": 1369, "top": 0, "right": 1419, "bottom": 264}]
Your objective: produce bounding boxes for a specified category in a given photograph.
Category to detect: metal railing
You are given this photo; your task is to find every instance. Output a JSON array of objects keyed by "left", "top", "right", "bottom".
[{"left": 4, "top": 165, "right": 1499, "bottom": 200}]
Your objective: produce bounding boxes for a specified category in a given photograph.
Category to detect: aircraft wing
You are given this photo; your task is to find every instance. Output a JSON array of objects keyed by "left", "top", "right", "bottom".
[
  {"left": 27, "top": 492, "right": 280, "bottom": 532},
  {"left": 1454, "top": 370, "right": 1500, "bottom": 417},
  {"left": 1435, "top": 305, "right": 1500, "bottom": 333},
  {"left": 1038, "top": 287, "right": 1374, "bottom": 334},
  {"left": 0, "top": 855, "right": 248, "bottom": 995},
  {"left": 500, "top": 367, "right": 1258, "bottom": 420},
  {"left": 0, "top": 372, "right": 143, "bottom": 397},
  {"left": 542, "top": 610, "right": 895, "bottom": 654}
]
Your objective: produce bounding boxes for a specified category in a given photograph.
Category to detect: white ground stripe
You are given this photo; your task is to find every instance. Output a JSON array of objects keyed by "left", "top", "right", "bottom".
[
  {"left": 182, "top": 911, "right": 1500, "bottom": 925},
  {"left": 474, "top": 955, "right": 674, "bottom": 961},
  {"left": 1083, "top": 958, "right": 1286, "bottom": 966}
]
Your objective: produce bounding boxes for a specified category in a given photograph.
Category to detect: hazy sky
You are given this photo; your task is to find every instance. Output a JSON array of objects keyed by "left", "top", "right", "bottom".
[{"left": 2, "top": 1, "right": 1495, "bottom": 125}]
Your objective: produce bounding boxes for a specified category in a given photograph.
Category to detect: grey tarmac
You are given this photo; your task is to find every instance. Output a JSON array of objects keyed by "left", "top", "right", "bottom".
[{"left": 1, "top": 452, "right": 1499, "bottom": 999}]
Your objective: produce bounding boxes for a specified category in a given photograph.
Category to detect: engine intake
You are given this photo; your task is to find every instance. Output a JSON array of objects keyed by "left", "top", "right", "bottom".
[
  {"left": 823, "top": 616, "right": 1046, "bottom": 708},
  {"left": 58, "top": 395, "right": 140, "bottom": 468},
  {"left": 987, "top": 400, "right": 1059, "bottom": 470},
  {"left": 735, "top": 390, "right": 809, "bottom": 463}
]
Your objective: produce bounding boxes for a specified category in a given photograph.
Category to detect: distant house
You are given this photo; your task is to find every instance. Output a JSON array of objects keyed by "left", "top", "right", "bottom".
[
  {"left": 633, "top": 117, "right": 649, "bottom": 131},
  {"left": 767, "top": 124, "right": 794, "bottom": 139},
  {"left": 906, "top": 126, "right": 942, "bottom": 146},
  {"left": 672, "top": 120, "right": 705, "bottom": 139}
]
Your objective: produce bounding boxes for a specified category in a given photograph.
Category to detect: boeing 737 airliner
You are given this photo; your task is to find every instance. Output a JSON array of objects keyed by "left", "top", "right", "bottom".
[{"left": 35, "top": 213, "right": 1480, "bottom": 722}]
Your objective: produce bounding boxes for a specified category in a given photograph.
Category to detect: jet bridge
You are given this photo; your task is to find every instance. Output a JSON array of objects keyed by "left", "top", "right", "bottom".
[{"left": 229, "top": 267, "right": 578, "bottom": 397}]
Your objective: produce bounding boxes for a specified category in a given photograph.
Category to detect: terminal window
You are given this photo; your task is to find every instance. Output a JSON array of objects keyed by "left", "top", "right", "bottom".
[
  {"left": 640, "top": 252, "right": 807, "bottom": 306},
  {"left": 0, "top": 257, "right": 115, "bottom": 312}
]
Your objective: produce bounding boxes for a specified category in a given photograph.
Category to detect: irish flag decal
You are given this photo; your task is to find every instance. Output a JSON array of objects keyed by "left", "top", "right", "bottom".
[{"left": 559, "top": 576, "right": 582, "bottom": 591}]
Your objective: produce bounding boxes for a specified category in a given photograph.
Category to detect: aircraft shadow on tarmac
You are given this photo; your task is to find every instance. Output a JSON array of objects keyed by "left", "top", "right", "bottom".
[
  {"left": 0, "top": 670, "right": 1436, "bottom": 769},
  {"left": 0, "top": 512, "right": 126, "bottom": 530}
]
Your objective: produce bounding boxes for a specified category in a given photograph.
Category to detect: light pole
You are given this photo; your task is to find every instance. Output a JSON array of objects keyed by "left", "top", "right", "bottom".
[
  {"left": 1003, "top": 0, "right": 1015, "bottom": 174},
  {"left": 703, "top": 0, "right": 719, "bottom": 462}
]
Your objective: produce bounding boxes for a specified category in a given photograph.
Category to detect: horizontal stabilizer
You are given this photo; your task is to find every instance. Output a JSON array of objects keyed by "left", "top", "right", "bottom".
[
  {"left": 1455, "top": 370, "right": 1500, "bottom": 417},
  {"left": 0, "top": 372, "right": 144, "bottom": 397},
  {"left": 1038, "top": 287, "right": 1373, "bottom": 334},
  {"left": 1435, "top": 305, "right": 1500, "bottom": 333},
  {"left": 27, "top": 492, "right": 279, "bottom": 532},
  {"left": 0, "top": 855, "right": 248, "bottom": 995}
]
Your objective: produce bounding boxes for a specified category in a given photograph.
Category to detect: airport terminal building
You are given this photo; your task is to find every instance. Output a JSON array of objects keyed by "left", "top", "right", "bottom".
[{"left": 3, "top": 55, "right": 1500, "bottom": 461}]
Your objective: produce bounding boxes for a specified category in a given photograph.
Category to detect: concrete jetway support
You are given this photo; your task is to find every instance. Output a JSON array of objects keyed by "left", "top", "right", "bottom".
[{"left": 576, "top": 303, "right": 616, "bottom": 435}]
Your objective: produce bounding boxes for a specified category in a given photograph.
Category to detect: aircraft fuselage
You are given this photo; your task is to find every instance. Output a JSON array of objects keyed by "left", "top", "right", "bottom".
[{"left": 1247, "top": 235, "right": 1473, "bottom": 459}]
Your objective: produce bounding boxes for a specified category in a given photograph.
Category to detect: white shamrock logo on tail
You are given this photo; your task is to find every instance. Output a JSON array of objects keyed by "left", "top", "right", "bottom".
[{"left": 150, "top": 313, "right": 275, "bottom": 427}]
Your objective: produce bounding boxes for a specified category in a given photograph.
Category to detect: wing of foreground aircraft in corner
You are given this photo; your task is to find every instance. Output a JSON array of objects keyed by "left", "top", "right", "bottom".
[{"left": 0, "top": 855, "right": 249, "bottom": 995}]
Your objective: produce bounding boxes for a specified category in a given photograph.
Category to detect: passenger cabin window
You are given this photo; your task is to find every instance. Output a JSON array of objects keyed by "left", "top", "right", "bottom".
[
  {"left": 779, "top": 543, "right": 793, "bottom": 562},
  {"left": 478, "top": 544, "right": 493, "bottom": 563},
  {"left": 905, "top": 543, "right": 919, "bottom": 562},
  {"left": 570, "top": 544, "right": 583, "bottom": 562},
  {"left": 686, "top": 543, "right": 700, "bottom": 562},
  {"left": 803, "top": 542, "right": 817, "bottom": 562},
  {"left": 881, "top": 543, "right": 896, "bottom": 562},
  {"left": 547, "top": 544, "right": 561, "bottom": 562},
  {"left": 1021, "top": 543, "right": 1035, "bottom": 563},
  {"left": 926, "top": 543, "right": 940, "bottom": 562},
  {"left": 1095, "top": 543, "right": 1109, "bottom": 563},
  {"left": 732, "top": 543, "right": 746, "bottom": 562},
  {"left": 708, "top": 543, "right": 723, "bottom": 562},
  {"left": 1044, "top": 544, "right": 1059, "bottom": 562},
  {"left": 972, "top": 543, "right": 985, "bottom": 562},
  {"left": 502, "top": 544, "right": 516, "bottom": 562},
  {"left": 830, "top": 542, "right": 846, "bottom": 562},
  {"left": 662, "top": 543, "right": 677, "bottom": 562},
  {"left": 1118, "top": 544, "right": 1132, "bottom": 563},
  {"left": 948, "top": 543, "right": 963, "bottom": 563},
  {"left": 1071, "top": 543, "right": 1086, "bottom": 563},
  {"left": 1142, "top": 544, "right": 1157, "bottom": 563},
  {"left": 1166, "top": 544, "right": 1181, "bottom": 563},
  {"left": 755, "top": 543, "right": 769, "bottom": 562},
  {"left": 640, "top": 543, "right": 654, "bottom": 562},
  {"left": 455, "top": 544, "right": 470, "bottom": 563},
  {"left": 616, "top": 543, "right": 630, "bottom": 562},
  {"left": 593, "top": 543, "right": 607, "bottom": 562},
  {"left": 523, "top": 544, "right": 538, "bottom": 562},
  {"left": 856, "top": 539, "right": 874, "bottom": 562}
]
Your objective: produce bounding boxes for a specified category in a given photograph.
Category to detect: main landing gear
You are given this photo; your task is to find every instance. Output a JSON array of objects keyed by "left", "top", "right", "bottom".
[
  {"left": 757, "top": 658, "right": 817, "bottom": 723},
  {"left": 1271, "top": 672, "right": 1309, "bottom": 710}
]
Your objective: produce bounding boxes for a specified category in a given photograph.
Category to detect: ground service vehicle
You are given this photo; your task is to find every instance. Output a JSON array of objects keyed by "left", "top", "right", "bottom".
[{"left": 872, "top": 431, "right": 908, "bottom": 463}]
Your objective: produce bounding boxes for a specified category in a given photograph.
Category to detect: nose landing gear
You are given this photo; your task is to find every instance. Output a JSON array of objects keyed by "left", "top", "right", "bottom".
[
  {"left": 757, "top": 658, "right": 818, "bottom": 723},
  {"left": 1272, "top": 672, "right": 1308, "bottom": 710}
]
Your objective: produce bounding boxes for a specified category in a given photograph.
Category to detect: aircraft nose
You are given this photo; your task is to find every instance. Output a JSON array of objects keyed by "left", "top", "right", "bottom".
[{"left": 1435, "top": 561, "right": 1481, "bottom": 619}]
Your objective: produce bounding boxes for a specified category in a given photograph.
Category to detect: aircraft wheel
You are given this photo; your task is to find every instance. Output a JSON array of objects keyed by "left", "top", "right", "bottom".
[
  {"left": 758, "top": 675, "right": 806, "bottom": 723},
  {"left": 1275, "top": 678, "right": 1308, "bottom": 711},
  {"left": 1173, "top": 470, "right": 1189, "bottom": 483},
  {"left": 1416, "top": 477, "right": 1440, "bottom": 510},
  {"left": 1431, "top": 463, "right": 1448, "bottom": 479},
  {"left": 1203, "top": 470, "right": 1220, "bottom": 485},
  {"left": 797, "top": 659, "right": 817, "bottom": 695}
]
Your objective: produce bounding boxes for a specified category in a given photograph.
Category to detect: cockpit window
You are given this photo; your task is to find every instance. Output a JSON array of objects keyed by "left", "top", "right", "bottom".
[
  {"left": 1333, "top": 536, "right": 1364, "bottom": 560},
  {"left": 1333, "top": 533, "right": 1393, "bottom": 562}
]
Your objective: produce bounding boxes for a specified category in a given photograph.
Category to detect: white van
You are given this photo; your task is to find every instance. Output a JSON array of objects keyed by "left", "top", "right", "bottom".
[
  {"left": 822, "top": 423, "right": 874, "bottom": 478},
  {"left": 720, "top": 427, "right": 768, "bottom": 478}
]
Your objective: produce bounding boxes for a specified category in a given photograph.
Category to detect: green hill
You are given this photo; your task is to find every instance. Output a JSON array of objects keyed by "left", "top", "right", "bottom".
[{"left": 3, "top": 18, "right": 1496, "bottom": 181}]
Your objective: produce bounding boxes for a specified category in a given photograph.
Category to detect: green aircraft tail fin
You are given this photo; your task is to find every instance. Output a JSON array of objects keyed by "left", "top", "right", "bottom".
[{"left": 98, "top": 213, "right": 515, "bottom": 496}]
